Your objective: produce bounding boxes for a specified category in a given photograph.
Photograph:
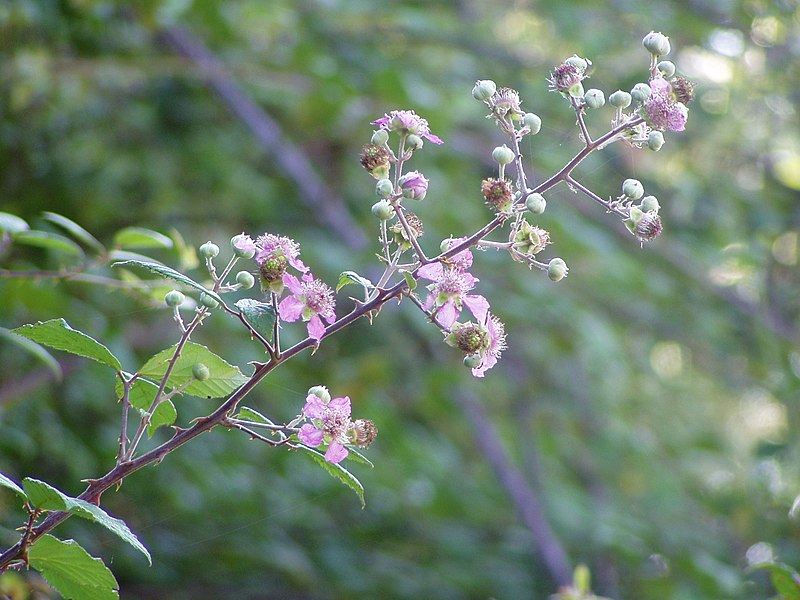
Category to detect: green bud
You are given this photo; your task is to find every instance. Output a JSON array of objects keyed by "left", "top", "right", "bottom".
[
  {"left": 608, "top": 90, "right": 632, "bottom": 108},
  {"left": 492, "top": 144, "right": 515, "bottom": 165},
  {"left": 547, "top": 258, "right": 569, "bottom": 282},
  {"left": 525, "top": 193, "right": 546, "bottom": 214},
  {"left": 583, "top": 89, "right": 605, "bottom": 109},
  {"left": 230, "top": 234, "right": 256, "bottom": 258},
  {"left": 440, "top": 238, "right": 453, "bottom": 253},
  {"left": 199, "top": 241, "right": 219, "bottom": 259},
  {"left": 629, "top": 206, "right": 644, "bottom": 224},
  {"left": 640, "top": 195, "right": 660, "bottom": 213},
  {"left": 236, "top": 271, "right": 255, "bottom": 289},
  {"left": 630, "top": 83, "right": 652, "bottom": 102},
  {"left": 523, "top": 112, "right": 542, "bottom": 135},
  {"left": 406, "top": 134, "right": 424, "bottom": 150},
  {"left": 464, "top": 354, "right": 482, "bottom": 369},
  {"left": 647, "top": 130, "right": 665, "bottom": 151},
  {"left": 308, "top": 385, "right": 331, "bottom": 403},
  {"left": 164, "top": 290, "right": 185, "bottom": 307},
  {"left": 200, "top": 292, "right": 219, "bottom": 309},
  {"left": 643, "top": 31, "right": 671, "bottom": 57},
  {"left": 657, "top": 60, "right": 676, "bottom": 78},
  {"left": 472, "top": 79, "right": 497, "bottom": 101},
  {"left": 371, "top": 200, "right": 394, "bottom": 220},
  {"left": 370, "top": 129, "right": 389, "bottom": 145},
  {"left": 622, "top": 178, "right": 645, "bottom": 200},
  {"left": 564, "top": 55, "right": 589, "bottom": 72},
  {"left": 375, "top": 178, "right": 394, "bottom": 198},
  {"left": 192, "top": 363, "right": 210, "bottom": 381}
]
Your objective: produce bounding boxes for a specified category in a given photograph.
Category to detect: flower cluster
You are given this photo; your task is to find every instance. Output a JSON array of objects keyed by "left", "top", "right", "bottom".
[{"left": 371, "top": 109, "right": 444, "bottom": 145}]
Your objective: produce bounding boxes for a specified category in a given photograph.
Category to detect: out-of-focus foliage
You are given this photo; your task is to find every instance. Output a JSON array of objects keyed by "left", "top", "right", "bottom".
[{"left": 2, "top": 0, "right": 800, "bottom": 598}]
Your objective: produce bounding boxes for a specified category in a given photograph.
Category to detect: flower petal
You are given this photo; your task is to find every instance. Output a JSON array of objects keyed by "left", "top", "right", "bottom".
[
  {"left": 302, "top": 395, "right": 327, "bottom": 419},
  {"left": 278, "top": 295, "right": 305, "bottom": 322},
  {"left": 307, "top": 315, "right": 326, "bottom": 340},
  {"left": 463, "top": 294, "right": 490, "bottom": 323},
  {"left": 328, "top": 396, "right": 352, "bottom": 417},
  {"left": 435, "top": 300, "right": 459, "bottom": 328},
  {"left": 324, "top": 441, "right": 349, "bottom": 464},
  {"left": 298, "top": 423, "right": 324, "bottom": 446},
  {"left": 417, "top": 262, "right": 443, "bottom": 281}
]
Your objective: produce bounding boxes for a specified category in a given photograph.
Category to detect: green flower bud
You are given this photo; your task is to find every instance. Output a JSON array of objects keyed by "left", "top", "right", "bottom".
[
  {"left": 200, "top": 292, "right": 219, "bottom": 309},
  {"left": 492, "top": 144, "right": 515, "bottom": 165},
  {"left": 583, "top": 89, "right": 605, "bottom": 109},
  {"left": 640, "top": 195, "right": 660, "bottom": 213},
  {"left": 464, "top": 354, "right": 481, "bottom": 369},
  {"left": 236, "top": 271, "right": 255, "bottom": 289},
  {"left": 622, "top": 178, "right": 645, "bottom": 200},
  {"left": 657, "top": 60, "right": 676, "bottom": 78},
  {"left": 375, "top": 178, "right": 394, "bottom": 198},
  {"left": 308, "top": 385, "right": 331, "bottom": 403},
  {"left": 647, "top": 130, "right": 665, "bottom": 151},
  {"left": 525, "top": 192, "right": 547, "bottom": 214},
  {"left": 564, "top": 55, "right": 589, "bottom": 71},
  {"left": 630, "top": 83, "right": 652, "bottom": 103},
  {"left": 192, "top": 363, "right": 210, "bottom": 381},
  {"left": 370, "top": 129, "right": 389, "bottom": 146},
  {"left": 547, "top": 258, "right": 569, "bottom": 282},
  {"left": 199, "top": 241, "right": 219, "bottom": 259},
  {"left": 643, "top": 31, "right": 671, "bottom": 57},
  {"left": 164, "top": 290, "right": 185, "bottom": 307},
  {"left": 472, "top": 79, "right": 497, "bottom": 101},
  {"left": 608, "top": 90, "right": 632, "bottom": 108},
  {"left": 371, "top": 199, "right": 394, "bottom": 220},
  {"left": 523, "top": 112, "right": 542, "bottom": 135},
  {"left": 440, "top": 237, "right": 454, "bottom": 253},
  {"left": 628, "top": 206, "right": 644, "bottom": 224},
  {"left": 406, "top": 134, "right": 424, "bottom": 150}
]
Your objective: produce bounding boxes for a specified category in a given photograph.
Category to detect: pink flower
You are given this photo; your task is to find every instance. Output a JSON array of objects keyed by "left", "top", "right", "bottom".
[
  {"left": 441, "top": 237, "right": 474, "bottom": 271},
  {"left": 471, "top": 312, "right": 507, "bottom": 378},
  {"left": 398, "top": 170, "right": 429, "bottom": 201},
  {"left": 278, "top": 272, "right": 336, "bottom": 340},
  {"left": 298, "top": 394, "right": 352, "bottom": 463},
  {"left": 255, "top": 233, "right": 308, "bottom": 274},
  {"left": 231, "top": 233, "right": 256, "bottom": 258},
  {"left": 418, "top": 262, "right": 489, "bottom": 328},
  {"left": 371, "top": 110, "right": 444, "bottom": 144},
  {"left": 644, "top": 78, "right": 688, "bottom": 132}
]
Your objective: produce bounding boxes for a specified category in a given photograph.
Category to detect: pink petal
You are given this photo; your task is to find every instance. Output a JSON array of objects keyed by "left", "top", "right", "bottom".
[
  {"left": 435, "top": 300, "right": 459, "bottom": 328},
  {"left": 278, "top": 295, "right": 305, "bottom": 322},
  {"left": 328, "top": 396, "right": 351, "bottom": 417},
  {"left": 423, "top": 132, "right": 444, "bottom": 145},
  {"left": 302, "top": 395, "right": 326, "bottom": 419},
  {"left": 298, "top": 423, "right": 324, "bottom": 446},
  {"left": 325, "top": 442, "right": 349, "bottom": 464},
  {"left": 463, "top": 294, "right": 490, "bottom": 323},
  {"left": 307, "top": 315, "right": 326, "bottom": 340},
  {"left": 417, "top": 262, "right": 443, "bottom": 282},
  {"left": 283, "top": 273, "right": 303, "bottom": 294},
  {"left": 289, "top": 256, "right": 309, "bottom": 273}
]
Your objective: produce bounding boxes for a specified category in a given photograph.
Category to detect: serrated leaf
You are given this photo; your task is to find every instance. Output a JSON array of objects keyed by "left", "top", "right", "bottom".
[
  {"left": 22, "top": 479, "right": 151, "bottom": 564},
  {"left": 28, "top": 535, "right": 119, "bottom": 600},
  {"left": 11, "top": 319, "right": 122, "bottom": 371},
  {"left": 0, "top": 327, "right": 62, "bottom": 381},
  {"left": 115, "top": 376, "right": 177, "bottom": 437},
  {"left": 400, "top": 269, "right": 417, "bottom": 291},
  {"left": 0, "top": 472, "right": 26, "bottom": 498},
  {"left": 236, "top": 406, "right": 274, "bottom": 425},
  {"left": 0, "top": 212, "right": 29, "bottom": 234},
  {"left": 343, "top": 447, "right": 374, "bottom": 468},
  {"left": 111, "top": 260, "right": 223, "bottom": 305},
  {"left": 234, "top": 299, "right": 276, "bottom": 340},
  {"left": 299, "top": 446, "right": 365, "bottom": 508},
  {"left": 113, "top": 227, "right": 173, "bottom": 250},
  {"left": 139, "top": 342, "right": 248, "bottom": 399},
  {"left": 12, "top": 230, "right": 84, "bottom": 257},
  {"left": 41, "top": 212, "right": 105, "bottom": 255},
  {"left": 336, "top": 271, "right": 374, "bottom": 293}
]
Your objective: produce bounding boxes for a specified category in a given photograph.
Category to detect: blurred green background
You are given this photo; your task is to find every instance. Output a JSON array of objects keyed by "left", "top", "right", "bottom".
[{"left": 1, "top": 0, "right": 800, "bottom": 598}]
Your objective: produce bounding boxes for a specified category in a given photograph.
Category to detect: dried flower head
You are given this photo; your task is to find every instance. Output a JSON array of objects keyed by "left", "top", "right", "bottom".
[
  {"left": 349, "top": 419, "right": 378, "bottom": 448},
  {"left": 635, "top": 212, "right": 663, "bottom": 241},
  {"left": 670, "top": 76, "right": 696, "bottom": 105},
  {"left": 359, "top": 144, "right": 391, "bottom": 177},
  {"left": 488, "top": 87, "right": 522, "bottom": 117},
  {"left": 481, "top": 178, "right": 514, "bottom": 212},
  {"left": 548, "top": 62, "right": 586, "bottom": 95}
]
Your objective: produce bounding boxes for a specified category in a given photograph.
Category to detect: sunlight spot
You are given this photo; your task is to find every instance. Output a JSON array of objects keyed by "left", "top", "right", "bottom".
[
  {"left": 772, "top": 231, "right": 798, "bottom": 265},
  {"left": 649, "top": 341, "right": 684, "bottom": 378}
]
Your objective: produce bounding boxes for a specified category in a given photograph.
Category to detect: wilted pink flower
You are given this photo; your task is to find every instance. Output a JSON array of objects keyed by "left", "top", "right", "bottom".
[
  {"left": 278, "top": 272, "right": 336, "bottom": 340},
  {"left": 644, "top": 78, "right": 688, "bottom": 132},
  {"left": 398, "top": 170, "right": 429, "bottom": 201},
  {"left": 418, "top": 262, "right": 489, "bottom": 328},
  {"left": 471, "top": 312, "right": 507, "bottom": 378},
  {"left": 255, "top": 233, "right": 308, "bottom": 274},
  {"left": 371, "top": 110, "right": 444, "bottom": 144},
  {"left": 298, "top": 394, "right": 352, "bottom": 463}
]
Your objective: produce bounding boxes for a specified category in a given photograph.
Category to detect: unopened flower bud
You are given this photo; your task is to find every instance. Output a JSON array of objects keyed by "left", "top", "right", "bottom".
[
  {"left": 398, "top": 171, "right": 429, "bottom": 201},
  {"left": 525, "top": 193, "right": 547, "bottom": 214},
  {"left": 640, "top": 195, "right": 660, "bottom": 213},
  {"left": 472, "top": 79, "right": 497, "bottom": 101},
  {"left": 371, "top": 200, "right": 394, "bottom": 220},
  {"left": 547, "top": 258, "right": 569, "bottom": 282},
  {"left": 583, "top": 89, "right": 605, "bottom": 109},
  {"left": 657, "top": 60, "right": 676, "bottom": 78},
  {"left": 608, "top": 90, "right": 632, "bottom": 108},
  {"left": 631, "top": 83, "right": 652, "bottom": 102},
  {"left": 165, "top": 290, "right": 185, "bottom": 307},
  {"left": 406, "top": 134, "right": 424, "bottom": 150},
  {"left": 492, "top": 145, "right": 515, "bottom": 165},
  {"left": 192, "top": 363, "right": 210, "bottom": 381},
  {"left": 376, "top": 178, "right": 394, "bottom": 198},
  {"left": 440, "top": 238, "right": 453, "bottom": 253},
  {"left": 308, "top": 385, "right": 331, "bottom": 403},
  {"left": 199, "top": 242, "right": 219, "bottom": 259},
  {"left": 200, "top": 292, "right": 219, "bottom": 309},
  {"left": 231, "top": 233, "right": 256, "bottom": 259},
  {"left": 647, "top": 130, "right": 665, "bottom": 151},
  {"left": 464, "top": 354, "right": 481, "bottom": 369},
  {"left": 370, "top": 129, "right": 389, "bottom": 146},
  {"left": 643, "top": 31, "right": 671, "bottom": 57},
  {"left": 564, "top": 55, "right": 589, "bottom": 72},
  {"left": 349, "top": 419, "right": 378, "bottom": 448},
  {"left": 523, "top": 112, "right": 542, "bottom": 135},
  {"left": 622, "top": 178, "right": 645, "bottom": 200},
  {"left": 236, "top": 271, "right": 255, "bottom": 289}
]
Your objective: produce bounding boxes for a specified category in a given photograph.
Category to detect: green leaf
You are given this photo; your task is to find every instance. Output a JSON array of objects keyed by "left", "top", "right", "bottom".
[
  {"left": 754, "top": 563, "right": 800, "bottom": 599},
  {"left": 0, "top": 472, "right": 26, "bottom": 498},
  {"left": 139, "top": 342, "right": 249, "bottom": 399},
  {"left": 12, "top": 230, "right": 84, "bottom": 257},
  {"left": 28, "top": 535, "right": 119, "bottom": 600},
  {"left": 115, "top": 376, "right": 177, "bottom": 437},
  {"left": 342, "top": 447, "right": 374, "bottom": 468},
  {"left": 112, "top": 260, "right": 223, "bottom": 305},
  {"left": 41, "top": 212, "right": 105, "bottom": 254},
  {"left": 401, "top": 269, "right": 417, "bottom": 291},
  {"left": 336, "top": 270, "right": 374, "bottom": 293},
  {"left": 0, "top": 327, "right": 62, "bottom": 381},
  {"left": 0, "top": 212, "right": 29, "bottom": 234},
  {"left": 234, "top": 299, "right": 276, "bottom": 340},
  {"left": 113, "top": 227, "right": 173, "bottom": 249},
  {"left": 236, "top": 406, "right": 274, "bottom": 425},
  {"left": 298, "top": 446, "right": 365, "bottom": 508},
  {"left": 22, "top": 479, "right": 151, "bottom": 564},
  {"left": 10, "top": 319, "right": 122, "bottom": 371}
]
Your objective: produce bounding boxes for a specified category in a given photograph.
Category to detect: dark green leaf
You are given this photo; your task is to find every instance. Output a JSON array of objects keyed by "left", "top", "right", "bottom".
[
  {"left": 113, "top": 227, "right": 173, "bottom": 249},
  {"left": 41, "top": 212, "right": 105, "bottom": 254},
  {"left": 12, "top": 230, "right": 84, "bottom": 257},
  {"left": 0, "top": 472, "right": 26, "bottom": 498},
  {"left": 234, "top": 299, "right": 276, "bottom": 340},
  {"left": 11, "top": 319, "right": 122, "bottom": 371},
  {"left": 336, "top": 270, "right": 374, "bottom": 293},
  {"left": 22, "top": 478, "right": 68, "bottom": 511},
  {"left": 401, "top": 269, "right": 417, "bottom": 291},
  {"left": 112, "top": 260, "right": 223, "bottom": 305},
  {"left": 298, "top": 446, "right": 365, "bottom": 508},
  {"left": 115, "top": 376, "right": 178, "bottom": 437},
  {"left": 236, "top": 406, "right": 274, "bottom": 425}
]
